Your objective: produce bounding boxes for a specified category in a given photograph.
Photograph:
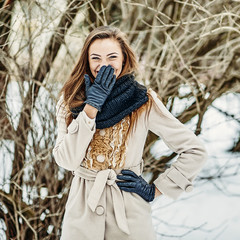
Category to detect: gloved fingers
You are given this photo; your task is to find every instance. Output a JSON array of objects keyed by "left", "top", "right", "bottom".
[
  {"left": 95, "top": 65, "right": 107, "bottom": 84},
  {"left": 121, "top": 170, "right": 139, "bottom": 178},
  {"left": 101, "top": 65, "right": 114, "bottom": 86},
  {"left": 104, "top": 67, "right": 115, "bottom": 87},
  {"left": 108, "top": 74, "right": 116, "bottom": 89},
  {"left": 117, "top": 174, "right": 136, "bottom": 182},
  {"left": 84, "top": 74, "right": 91, "bottom": 92},
  {"left": 118, "top": 186, "right": 137, "bottom": 193},
  {"left": 116, "top": 181, "right": 136, "bottom": 188}
]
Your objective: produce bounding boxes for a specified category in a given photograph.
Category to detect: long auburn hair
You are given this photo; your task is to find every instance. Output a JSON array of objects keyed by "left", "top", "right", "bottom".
[{"left": 60, "top": 25, "right": 153, "bottom": 136}]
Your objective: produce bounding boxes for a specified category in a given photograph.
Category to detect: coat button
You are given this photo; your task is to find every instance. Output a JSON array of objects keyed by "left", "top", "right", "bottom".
[
  {"left": 96, "top": 155, "right": 105, "bottom": 163},
  {"left": 185, "top": 185, "right": 193, "bottom": 192},
  {"left": 96, "top": 205, "right": 104, "bottom": 216},
  {"left": 68, "top": 120, "right": 78, "bottom": 134}
]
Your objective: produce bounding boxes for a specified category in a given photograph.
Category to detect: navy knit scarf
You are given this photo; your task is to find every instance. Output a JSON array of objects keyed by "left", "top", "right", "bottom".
[{"left": 71, "top": 74, "right": 149, "bottom": 129}]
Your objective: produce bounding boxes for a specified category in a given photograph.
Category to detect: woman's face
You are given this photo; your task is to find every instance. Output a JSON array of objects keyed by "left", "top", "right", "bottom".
[{"left": 88, "top": 38, "right": 124, "bottom": 79}]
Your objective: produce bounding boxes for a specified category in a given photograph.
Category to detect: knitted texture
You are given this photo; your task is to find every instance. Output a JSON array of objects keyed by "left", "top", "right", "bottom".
[
  {"left": 81, "top": 115, "right": 130, "bottom": 170},
  {"left": 71, "top": 74, "right": 149, "bottom": 129}
]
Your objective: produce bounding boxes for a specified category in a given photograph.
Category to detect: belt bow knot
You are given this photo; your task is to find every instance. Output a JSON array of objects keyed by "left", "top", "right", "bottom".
[
  {"left": 73, "top": 162, "right": 143, "bottom": 235},
  {"left": 87, "top": 169, "right": 130, "bottom": 234},
  {"left": 106, "top": 169, "right": 116, "bottom": 186}
]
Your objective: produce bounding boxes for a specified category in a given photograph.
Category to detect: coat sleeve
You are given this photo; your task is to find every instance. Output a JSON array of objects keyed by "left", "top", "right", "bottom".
[
  {"left": 147, "top": 89, "right": 207, "bottom": 199},
  {"left": 52, "top": 96, "right": 96, "bottom": 171}
]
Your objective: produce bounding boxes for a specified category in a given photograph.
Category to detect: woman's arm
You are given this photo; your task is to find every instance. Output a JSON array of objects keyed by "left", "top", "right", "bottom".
[
  {"left": 84, "top": 103, "right": 98, "bottom": 119},
  {"left": 52, "top": 97, "right": 97, "bottom": 171},
  {"left": 147, "top": 89, "right": 207, "bottom": 200}
]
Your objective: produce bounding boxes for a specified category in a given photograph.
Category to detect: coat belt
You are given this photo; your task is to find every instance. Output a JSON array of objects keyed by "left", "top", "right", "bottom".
[{"left": 73, "top": 162, "right": 143, "bottom": 235}]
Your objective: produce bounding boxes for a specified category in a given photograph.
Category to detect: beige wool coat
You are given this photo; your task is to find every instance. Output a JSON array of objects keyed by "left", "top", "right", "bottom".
[{"left": 53, "top": 88, "right": 207, "bottom": 240}]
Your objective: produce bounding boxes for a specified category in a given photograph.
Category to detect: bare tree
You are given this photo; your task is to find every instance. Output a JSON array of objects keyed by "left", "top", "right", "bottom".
[
  {"left": 1, "top": 0, "right": 84, "bottom": 239},
  {"left": 0, "top": 0, "right": 239, "bottom": 239}
]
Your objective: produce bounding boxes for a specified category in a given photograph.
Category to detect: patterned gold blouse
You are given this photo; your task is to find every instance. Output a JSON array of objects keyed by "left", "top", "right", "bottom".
[{"left": 81, "top": 115, "right": 131, "bottom": 171}]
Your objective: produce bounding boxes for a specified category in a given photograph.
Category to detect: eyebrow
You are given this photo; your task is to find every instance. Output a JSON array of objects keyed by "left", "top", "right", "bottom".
[
  {"left": 107, "top": 52, "right": 119, "bottom": 56},
  {"left": 90, "top": 52, "right": 119, "bottom": 57},
  {"left": 90, "top": 53, "right": 101, "bottom": 57}
]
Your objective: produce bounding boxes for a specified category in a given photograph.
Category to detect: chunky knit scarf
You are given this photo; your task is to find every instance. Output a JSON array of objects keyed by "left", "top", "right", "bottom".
[{"left": 71, "top": 74, "right": 149, "bottom": 129}]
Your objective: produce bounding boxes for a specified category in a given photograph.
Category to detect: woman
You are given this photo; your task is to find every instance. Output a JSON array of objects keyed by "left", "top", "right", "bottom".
[{"left": 53, "top": 26, "right": 207, "bottom": 240}]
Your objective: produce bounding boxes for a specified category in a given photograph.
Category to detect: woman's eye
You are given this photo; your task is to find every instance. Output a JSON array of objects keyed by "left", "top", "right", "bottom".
[
  {"left": 92, "top": 57, "right": 100, "bottom": 60},
  {"left": 109, "top": 56, "right": 117, "bottom": 59}
]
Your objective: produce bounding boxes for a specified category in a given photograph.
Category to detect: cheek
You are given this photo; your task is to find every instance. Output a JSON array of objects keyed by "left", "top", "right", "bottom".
[
  {"left": 111, "top": 60, "right": 123, "bottom": 75},
  {"left": 89, "top": 61, "right": 96, "bottom": 70},
  {"left": 89, "top": 61, "right": 97, "bottom": 76}
]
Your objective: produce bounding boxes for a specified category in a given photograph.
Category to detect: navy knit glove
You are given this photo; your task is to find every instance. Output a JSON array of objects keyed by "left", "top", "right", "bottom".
[
  {"left": 84, "top": 65, "right": 116, "bottom": 112},
  {"left": 116, "top": 170, "right": 156, "bottom": 202}
]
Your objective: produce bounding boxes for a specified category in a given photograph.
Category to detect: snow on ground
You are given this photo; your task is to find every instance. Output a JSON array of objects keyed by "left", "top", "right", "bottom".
[{"left": 151, "top": 93, "right": 240, "bottom": 239}]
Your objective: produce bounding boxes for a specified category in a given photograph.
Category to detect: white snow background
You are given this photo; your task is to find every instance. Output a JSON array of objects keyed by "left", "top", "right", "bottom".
[{"left": 149, "top": 92, "right": 240, "bottom": 240}]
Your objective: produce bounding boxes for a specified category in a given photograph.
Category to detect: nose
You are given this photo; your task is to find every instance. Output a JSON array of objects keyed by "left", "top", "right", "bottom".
[
  {"left": 97, "top": 60, "right": 110, "bottom": 71},
  {"left": 99, "top": 63, "right": 107, "bottom": 69}
]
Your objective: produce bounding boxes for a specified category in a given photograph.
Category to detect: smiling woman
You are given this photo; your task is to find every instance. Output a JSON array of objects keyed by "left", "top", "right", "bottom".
[
  {"left": 52, "top": 26, "right": 207, "bottom": 240},
  {"left": 88, "top": 38, "right": 124, "bottom": 78}
]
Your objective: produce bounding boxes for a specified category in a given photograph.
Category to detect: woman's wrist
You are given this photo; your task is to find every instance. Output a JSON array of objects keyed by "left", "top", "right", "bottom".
[
  {"left": 154, "top": 187, "right": 162, "bottom": 198},
  {"left": 83, "top": 104, "right": 98, "bottom": 119}
]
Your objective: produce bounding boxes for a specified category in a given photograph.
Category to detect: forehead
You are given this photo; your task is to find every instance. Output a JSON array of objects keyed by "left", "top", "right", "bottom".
[{"left": 88, "top": 38, "right": 122, "bottom": 55}]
